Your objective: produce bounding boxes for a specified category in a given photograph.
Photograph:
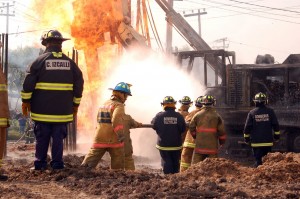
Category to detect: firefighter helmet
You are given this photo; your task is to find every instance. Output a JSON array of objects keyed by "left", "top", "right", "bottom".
[
  {"left": 179, "top": 96, "right": 193, "bottom": 105},
  {"left": 41, "top": 30, "right": 70, "bottom": 46},
  {"left": 195, "top": 96, "right": 203, "bottom": 107},
  {"left": 253, "top": 92, "right": 267, "bottom": 103},
  {"left": 200, "top": 95, "right": 215, "bottom": 105},
  {"left": 161, "top": 96, "right": 177, "bottom": 105},
  {"left": 109, "top": 82, "right": 132, "bottom": 96}
]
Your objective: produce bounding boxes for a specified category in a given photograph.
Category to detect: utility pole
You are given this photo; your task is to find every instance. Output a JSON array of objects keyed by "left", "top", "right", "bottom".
[
  {"left": 0, "top": 2, "right": 15, "bottom": 34},
  {"left": 184, "top": 9, "right": 207, "bottom": 37},
  {"left": 213, "top": 37, "right": 229, "bottom": 50}
]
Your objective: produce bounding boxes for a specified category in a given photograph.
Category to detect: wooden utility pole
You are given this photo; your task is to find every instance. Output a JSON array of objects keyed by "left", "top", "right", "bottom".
[
  {"left": 166, "top": 0, "right": 173, "bottom": 53},
  {"left": 184, "top": 9, "right": 207, "bottom": 37}
]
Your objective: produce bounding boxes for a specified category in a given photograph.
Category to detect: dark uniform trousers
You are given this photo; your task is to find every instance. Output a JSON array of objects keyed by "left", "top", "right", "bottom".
[
  {"left": 159, "top": 150, "right": 181, "bottom": 174},
  {"left": 252, "top": 146, "right": 272, "bottom": 167},
  {"left": 34, "top": 123, "right": 67, "bottom": 170}
]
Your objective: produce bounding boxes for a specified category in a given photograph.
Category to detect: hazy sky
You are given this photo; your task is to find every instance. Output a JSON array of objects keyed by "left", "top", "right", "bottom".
[{"left": 0, "top": 0, "right": 299, "bottom": 63}]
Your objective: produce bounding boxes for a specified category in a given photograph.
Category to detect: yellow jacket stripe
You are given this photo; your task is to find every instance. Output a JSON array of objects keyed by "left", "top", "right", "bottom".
[
  {"left": 251, "top": 142, "right": 273, "bottom": 147},
  {"left": 183, "top": 142, "right": 196, "bottom": 148},
  {"left": 0, "top": 84, "right": 7, "bottom": 91},
  {"left": 0, "top": 118, "right": 8, "bottom": 126},
  {"left": 35, "top": 82, "right": 73, "bottom": 91},
  {"left": 73, "top": 97, "right": 81, "bottom": 105},
  {"left": 180, "top": 162, "right": 191, "bottom": 168},
  {"left": 21, "top": 91, "right": 33, "bottom": 100},
  {"left": 155, "top": 144, "right": 182, "bottom": 151},
  {"left": 31, "top": 112, "right": 73, "bottom": 123},
  {"left": 274, "top": 131, "right": 280, "bottom": 135},
  {"left": 244, "top": 133, "right": 250, "bottom": 138}
]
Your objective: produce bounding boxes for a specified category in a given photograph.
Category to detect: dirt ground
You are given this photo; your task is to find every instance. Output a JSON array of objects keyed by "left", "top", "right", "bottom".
[{"left": 0, "top": 142, "right": 300, "bottom": 199}]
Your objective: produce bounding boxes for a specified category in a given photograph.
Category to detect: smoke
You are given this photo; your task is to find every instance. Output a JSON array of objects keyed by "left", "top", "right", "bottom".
[{"left": 77, "top": 46, "right": 205, "bottom": 167}]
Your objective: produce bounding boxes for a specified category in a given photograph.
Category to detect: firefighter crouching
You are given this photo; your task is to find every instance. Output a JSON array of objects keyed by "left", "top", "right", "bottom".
[
  {"left": 81, "top": 82, "right": 132, "bottom": 169},
  {"left": 21, "top": 30, "right": 84, "bottom": 171},
  {"left": 189, "top": 95, "right": 226, "bottom": 164},
  {"left": 123, "top": 114, "right": 142, "bottom": 170},
  {"left": 0, "top": 67, "right": 9, "bottom": 181},
  {"left": 243, "top": 92, "right": 280, "bottom": 167},
  {"left": 180, "top": 96, "right": 203, "bottom": 172}
]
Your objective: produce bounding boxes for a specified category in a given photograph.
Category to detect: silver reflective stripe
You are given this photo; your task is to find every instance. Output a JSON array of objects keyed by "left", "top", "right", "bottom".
[
  {"left": 31, "top": 112, "right": 73, "bottom": 122},
  {"left": 35, "top": 82, "right": 73, "bottom": 91}
]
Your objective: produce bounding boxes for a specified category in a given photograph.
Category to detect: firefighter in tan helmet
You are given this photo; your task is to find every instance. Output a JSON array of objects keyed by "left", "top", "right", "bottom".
[
  {"left": 81, "top": 82, "right": 141, "bottom": 170},
  {"left": 189, "top": 95, "right": 226, "bottom": 164},
  {"left": 180, "top": 96, "right": 203, "bottom": 172}
]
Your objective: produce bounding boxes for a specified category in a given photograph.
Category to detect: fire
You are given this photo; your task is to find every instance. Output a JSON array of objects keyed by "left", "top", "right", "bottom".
[{"left": 29, "top": 0, "right": 123, "bottom": 137}]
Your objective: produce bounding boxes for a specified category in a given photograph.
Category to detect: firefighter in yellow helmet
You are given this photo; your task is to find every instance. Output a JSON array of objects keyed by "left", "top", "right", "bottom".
[
  {"left": 178, "top": 96, "right": 193, "bottom": 119},
  {"left": 180, "top": 96, "right": 203, "bottom": 172},
  {"left": 0, "top": 63, "right": 10, "bottom": 181},
  {"left": 81, "top": 82, "right": 133, "bottom": 169},
  {"left": 123, "top": 114, "right": 142, "bottom": 170},
  {"left": 189, "top": 95, "right": 226, "bottom": 164}
]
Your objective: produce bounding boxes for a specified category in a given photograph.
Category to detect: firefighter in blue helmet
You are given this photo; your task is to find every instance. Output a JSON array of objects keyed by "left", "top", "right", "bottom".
[
  {"left": 21, "top": 30, "right": 84, "bottom": 171},
  {"left": 151, "top": 96, "right": 186, "bottom": 174},
  {"left": 243, "top": 92, "right": 280, "bottom": 167}
]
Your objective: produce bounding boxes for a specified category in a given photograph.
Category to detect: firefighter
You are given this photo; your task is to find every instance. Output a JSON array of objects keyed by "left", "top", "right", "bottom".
[
  {"left": 25, "top": 119, "right": 35, "bottom": 144},
  {"left": 21, "top": 30, "right": 84, "bottom": 171},
  {"left": 81, "top": 82, "right": 132, "bottom": 170},
  {"left": 178, "top": 96, "right": 193, "bottom": 119},
  {"left": 189, "top": 95, "right": 226, "bottom": 164},
  {"left": 151, "top": 96, "right": 186, "bottom": 174},
  {"left": 0, "top": 67, "right": 9, "bottom": 181},
  {"left": 180, "top": 96, "right": 203, "bottom": 172},
  {"left": 123, "top": 114, "right": 142, "bottom": 170},
  {"left": 243, "top": 92, "right": 280, "bottom": 167}
]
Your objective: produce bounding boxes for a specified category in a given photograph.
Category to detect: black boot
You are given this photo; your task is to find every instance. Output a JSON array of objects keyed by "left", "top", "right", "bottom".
[{"left": 0, "top": 174, "right": 8, "bottom": 181}]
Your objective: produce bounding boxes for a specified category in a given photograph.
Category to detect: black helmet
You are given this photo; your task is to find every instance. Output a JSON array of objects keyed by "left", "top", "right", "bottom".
[
  {"left": 253, "top": 92, "right": 267, "bottom": 103},
  {"left": 41, "top": 30, "right": 70, "bottom": 46},
  {"left": 161, "top": 96, "right": 177, "bottom": 105},
  {"left": 200, "top": 95, "right": 215, "bottom": 105},
  {"left": 179, "top": 96, "right": 192, "bottom": 105},
  {"left": 195, "top": 96, "right": 203, "bottom": 107}
]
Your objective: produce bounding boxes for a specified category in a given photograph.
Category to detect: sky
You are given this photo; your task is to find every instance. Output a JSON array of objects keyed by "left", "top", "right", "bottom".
[{"left": 0, "top": 0, "right": 299, "bottom": 63}]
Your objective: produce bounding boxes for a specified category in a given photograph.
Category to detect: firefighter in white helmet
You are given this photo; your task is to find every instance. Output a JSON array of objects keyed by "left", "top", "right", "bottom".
[{"left": 81, "top": 82, "right": 134, "bottom": 169}]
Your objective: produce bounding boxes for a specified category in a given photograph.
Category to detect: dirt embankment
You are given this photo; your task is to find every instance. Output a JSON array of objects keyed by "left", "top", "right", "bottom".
[{"left": 0, "top": 144, "right": 299, "bottom": 199}]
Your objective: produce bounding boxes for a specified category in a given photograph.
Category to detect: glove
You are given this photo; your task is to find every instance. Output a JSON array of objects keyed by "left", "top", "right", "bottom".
[
  {"left": 274, "top": 134, "right": 280, "bottom": 143},
  {"left": 190, "top": 131, "right": 196, "bottom": 139},
  {"left": 137, "top": 122, "right": 143, "bottom": 128},
  {"left": 73, "top": 106, "right": 79, "bottom": 117},
  {"left": 22, "top": 102, "right": 31, "bottom": 117},
  {"left": 244, "top": 137, "right": 250, "bottom": 145},
  {"left": 117, "top": 134, "right": 125, "bottom": 142}
]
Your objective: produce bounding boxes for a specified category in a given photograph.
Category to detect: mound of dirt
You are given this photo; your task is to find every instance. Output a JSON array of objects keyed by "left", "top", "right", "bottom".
[{"left": 0, "top": 150, "right": 299, "bottom": 198}]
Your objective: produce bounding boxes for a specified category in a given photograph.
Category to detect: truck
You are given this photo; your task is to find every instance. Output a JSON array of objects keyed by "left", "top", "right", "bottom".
[{"left": 175, "top": 50, "right": 300, "bottom": 160}]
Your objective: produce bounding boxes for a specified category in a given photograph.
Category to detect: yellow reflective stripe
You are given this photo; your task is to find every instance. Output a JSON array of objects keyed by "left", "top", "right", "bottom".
[
  {"left": 52, "top": 52, "right": 63, "bottom": 58},
  {"left": 35, "top": 82, "right": 73, "bottom": 91},
  {"left": 31, "top": 112, "right": 73, "bottom": 122},
  {"left": 0, "top": 84, "right": 7, "bottom": 91},
  {"left": 0, "top": 118, "right": 8, "bottom": 126},
  {"left": 73, "top": 97, "right": 81, "bottom": 104},
  {"left": 183, "top": 142, "right": 195, "bottom": 148},
  {"left": 180, "top": 162, "right": 191, "bottom": 168},
  {"left": 244, "top": 134, "right": 250, "bottom": 138},
  {"left": 274, "top": 131, "right": 280, "bottom": 135},
  {"left": 21, "top": 91, "right": 33, "bottom": 99},
  {"left": 251, "top": 143, "right": 273, "bottom": 147},
  {"left": 155, "top": 144, "right": 182, "bottom": 151}
]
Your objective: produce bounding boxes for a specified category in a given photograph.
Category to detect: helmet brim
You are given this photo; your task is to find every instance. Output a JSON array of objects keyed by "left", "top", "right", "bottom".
[
  {"left": 109, "top": 88, "right": 132, "bottom": 96},
  {"left": 41, "top": 38, "right": 70, "bottom": 46}
]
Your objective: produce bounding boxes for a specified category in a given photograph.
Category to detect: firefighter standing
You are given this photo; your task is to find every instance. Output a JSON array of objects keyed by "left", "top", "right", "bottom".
[
  {"left": 180, "top": 96, "right": 203, "bottom": 172},
  {"left": 123, "top": 114, "right": 142, "bottom": 170},
  {"left": 178, "top": 96, "right": 193, "bottom": 119},
  {"left": 189, "top": 95, "right": 226, "bottom": 164},
  {"left": 151, "top": 96, "right": 186, "bottom": 174},
  {"left": 0, "top": 67, "right": 9, "bottom": 181},
  {"left": 21, "top": 30, "right": 84, "bottom": 171},
  {"left": 243, "top": 92, "right": 280, "bottom": 167},
  {"left": 81, "top": 82, "right": 132, "bottom": 170}
]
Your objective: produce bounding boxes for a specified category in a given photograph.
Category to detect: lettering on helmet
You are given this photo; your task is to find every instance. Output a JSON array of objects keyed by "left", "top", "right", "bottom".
[
  {"left": 164, "top": 117, "right": 177, "bottom": 124},
  {"left": 254, "top": 114, "right": 269, "bottom": 122},
  {"left": 45, "top": 60, "right": 70, "bottom": 70}
]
